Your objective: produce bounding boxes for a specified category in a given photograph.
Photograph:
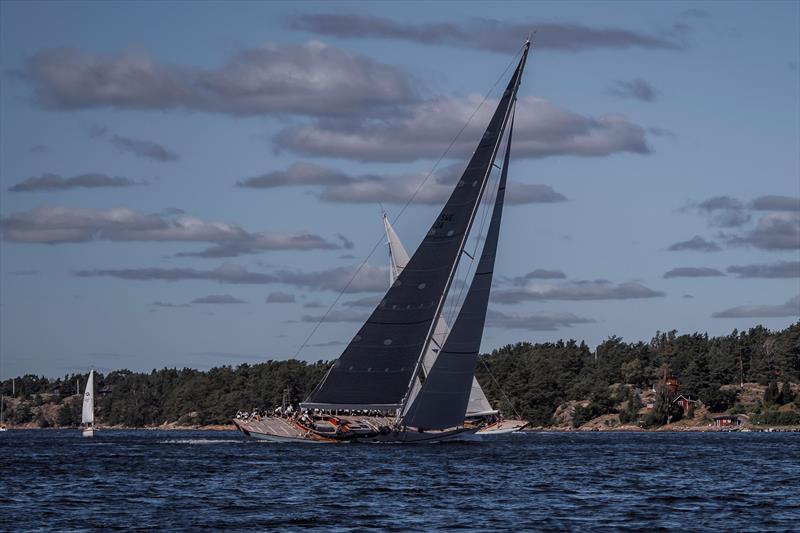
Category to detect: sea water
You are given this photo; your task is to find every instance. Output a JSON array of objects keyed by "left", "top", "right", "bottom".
[{"left": 1, "top": 430, "right": 798, "bottom": 531}]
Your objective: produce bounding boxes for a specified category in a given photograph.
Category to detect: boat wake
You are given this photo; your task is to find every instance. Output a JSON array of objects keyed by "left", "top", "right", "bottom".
[{"left": 159, "top": 439, "right": 241, "bottom": 445}]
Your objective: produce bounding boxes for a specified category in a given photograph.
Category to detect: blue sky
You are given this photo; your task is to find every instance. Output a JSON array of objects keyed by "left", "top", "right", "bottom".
[{"left": 1, "top": 1, "right": 798, "bottom": 377}]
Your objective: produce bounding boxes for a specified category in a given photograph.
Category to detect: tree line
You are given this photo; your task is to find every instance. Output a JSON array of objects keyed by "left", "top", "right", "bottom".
[{"left": 2, "top": 322, "right": 798, "bottom": 428}]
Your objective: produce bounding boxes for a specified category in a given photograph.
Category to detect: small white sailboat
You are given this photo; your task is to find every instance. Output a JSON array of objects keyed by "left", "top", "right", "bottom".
[{"left": 81, "top": 369, "right": 95, "bottom": 437}]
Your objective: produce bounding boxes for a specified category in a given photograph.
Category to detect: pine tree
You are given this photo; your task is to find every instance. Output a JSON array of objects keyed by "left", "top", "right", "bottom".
[
  {"left": 763, "top": 381, "right": 780, "bottom": 406},
  {"left": 780, "top": 380, "right": 795, "bottom": 405}
]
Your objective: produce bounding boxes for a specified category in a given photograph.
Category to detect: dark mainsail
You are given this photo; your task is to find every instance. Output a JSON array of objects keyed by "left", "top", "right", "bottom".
[
  {"left": 303, "top": 43, "right": 529, "bottom": 410},
  {"left": 402, "top": 115, "right": 514, "bottom": 430}
]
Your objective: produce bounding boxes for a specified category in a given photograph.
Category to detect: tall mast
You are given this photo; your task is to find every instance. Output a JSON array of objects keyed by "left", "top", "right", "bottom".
[{"left": 398, "top": 40, "right": 530, "bottom": 422}]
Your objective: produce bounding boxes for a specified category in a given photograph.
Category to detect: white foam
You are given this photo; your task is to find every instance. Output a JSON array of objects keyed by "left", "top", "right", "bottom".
[{"left": 160, "top": 439, "right": 241, "bottom": 445}]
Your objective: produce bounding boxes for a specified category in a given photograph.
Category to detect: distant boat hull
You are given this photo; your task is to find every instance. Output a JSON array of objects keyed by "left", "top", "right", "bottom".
[
  {"left": 233, "top": 417, "right": 478, "bottom": 444},
  {"left": 82, "top": 427, "right": 95, "bottom": 438}
]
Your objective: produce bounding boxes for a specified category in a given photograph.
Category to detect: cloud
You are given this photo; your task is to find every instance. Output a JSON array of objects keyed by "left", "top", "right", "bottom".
[
  {"left": 689, "top": 196, "right": 751, "bottom": 228},
  {"left": 8, "top": 173, "right": 143, "bottom": 192},
  {"left": 609, "top": 79, "right": 658, "bottom": 102},
  {"left": 300, "top": 308, "right": 368, "bottom": 323},
  {"left": 679, "top": 195, "right": 799, "bottom": 251},
  {"left": 492, "top": 279, "right": 665, "bottom": 303},
  {"left": 266, "top": 291, "right": 296, "bottom": 303},
  {"left": 30, "top": 144, "right": 48, "bottom": 153},
  {"left": 679, "top": 9, "right": 711, "bottom": 19},
  {"left": 175, "top": 233, "right": 341, "bottom": 258},
  {"left": 75, "top": 262, "right": 388, "bottom": 293},
  {"left": 731, "top": 212, "right": 800, "bottom": 250},
  {"left": 20, "top": 41, "right": 417, "bottom": 117},
  {"left": 486, "top": 309, "right": 593, "bottom": 331},
  {"left": 307, "top": 340, "right": 345, "bottom": 347},
  {"left": 274, "top": 95, "right": 650, "bottom": 162},
  {"left": 291, "top": 15, "right": 683, "bottom": 53},
  {"left": 237, "top": 162, "right": 353, "bottom": 188},
  {"left": 647, "top": 127, "right": 678, "bottom": 138},
  {"left": 91, "top": 126, "right": 178, "bottom": 162},
  {"left": 727, "top": 261, "right": 800, "bottom": 278},
  {"left": 12, "top": 269, "right": 40, "bottom": 276},
  {"left": 663, "top": 267, "right": 725, "bottom": 278},
  {"left": 150, "top": 301, "right": 190, "bottom": 308},
  {"left": 341, "top": 295, "right": 382, "bottom": 307},
  {"left": 522, "top": 269, "right": 567, "bottom": 280},
  {"left": 713, "top": 295, "right": 800, "bottom": 319},
  {"left": 0, "top": 206, "right": 342, "bottom": 253},
  {"left": 336, "top": 234, "right": 355, "bottom": 249},
  {"left": 505, "top": 184, "right": 567, "bottom": 205},
  {"left": 667, "top": 235, "right": 721, "bottom": 252},
  {"left": 192, "top": 294, "right": 246, "bottom": 304},
  {"left": 750, "top": 195, "right": 800, "bottom": 212},
  {"left": 238, "top": 162, "right": 567, "bottom": 206}
]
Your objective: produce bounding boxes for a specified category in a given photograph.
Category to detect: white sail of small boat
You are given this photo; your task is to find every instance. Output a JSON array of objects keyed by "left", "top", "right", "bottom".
[
  {"left": 82, "top": 369, "right": 95, "bottom": 437},
  {"left": 234, "top": 39, "right": 531, "bottom": 443}
]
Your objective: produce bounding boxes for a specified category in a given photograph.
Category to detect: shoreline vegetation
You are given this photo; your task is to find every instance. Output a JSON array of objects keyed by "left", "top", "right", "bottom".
[{"left": 3, "top": 323, "right": 799, "bottom": 432}]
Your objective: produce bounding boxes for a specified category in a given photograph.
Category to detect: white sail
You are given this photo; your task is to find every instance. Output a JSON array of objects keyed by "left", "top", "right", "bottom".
[
  {"left": 82, "top": 369, "right": 94, "bottom": 424},
  {"left": 383, "top": 214, "right": 496, "bottom": 417}
]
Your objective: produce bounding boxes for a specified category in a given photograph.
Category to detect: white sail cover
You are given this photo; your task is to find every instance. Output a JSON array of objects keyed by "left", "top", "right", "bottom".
[
  {"left": 82, "top": 369, "right": 94, "bottom": 424},
  {"left": 384, "top": 214, "right": 496, "bottom": 417}
]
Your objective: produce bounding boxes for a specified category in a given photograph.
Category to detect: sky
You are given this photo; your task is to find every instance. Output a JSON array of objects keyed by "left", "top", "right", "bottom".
[{"left": 1, "top": 1, "right": 798, "bottom": 378}]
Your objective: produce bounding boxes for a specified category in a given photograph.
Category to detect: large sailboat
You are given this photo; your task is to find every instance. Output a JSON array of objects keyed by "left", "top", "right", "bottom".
[
  {"left": 234, "top": 39, "right": 530, "bottom": 443},
  {"left": 82, "top": 369, "right": 95, "bottom": 437}
]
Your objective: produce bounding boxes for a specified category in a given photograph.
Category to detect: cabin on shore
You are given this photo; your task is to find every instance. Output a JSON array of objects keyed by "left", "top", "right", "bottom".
[
  {"left": 712, "top": 414, "right": 748, "bottom": 427},
  {"left": 673, "top": 394, "right": 697, "bottom": 414}
]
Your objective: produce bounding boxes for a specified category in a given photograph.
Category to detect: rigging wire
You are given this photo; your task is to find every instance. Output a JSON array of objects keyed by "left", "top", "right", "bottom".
[{"left": 291, "top": 44, "right": 527, "bottom": 360}]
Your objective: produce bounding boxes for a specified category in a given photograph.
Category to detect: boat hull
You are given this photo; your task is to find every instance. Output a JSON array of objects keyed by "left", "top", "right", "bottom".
[
  {"left": 82, "top": 428, "right": 95, "bottom": 438},
  {"left": 233, "top": 417, "right": 478, "bottom": 444}
]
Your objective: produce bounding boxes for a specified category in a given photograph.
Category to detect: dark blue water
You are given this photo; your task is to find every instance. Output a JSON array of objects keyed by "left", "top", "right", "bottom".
[{"left": 2, "top": 430, "right": 798, "bottom": 531}]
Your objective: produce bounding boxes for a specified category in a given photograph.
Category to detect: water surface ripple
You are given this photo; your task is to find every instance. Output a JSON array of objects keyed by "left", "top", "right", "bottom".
[{"left": 2, "top": 430, "right": 798, "bottom": 531}]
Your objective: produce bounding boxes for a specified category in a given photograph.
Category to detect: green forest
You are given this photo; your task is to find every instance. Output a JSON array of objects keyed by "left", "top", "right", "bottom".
[{"left": 2, "top": 322, "right": 799, "bottom": 428}]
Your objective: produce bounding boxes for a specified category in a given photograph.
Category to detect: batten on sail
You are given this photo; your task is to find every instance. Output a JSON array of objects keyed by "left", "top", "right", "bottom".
[
  {"left": 301, "top": 41, "right": 530, "bottom": 416},
  {"left": 402, "top": 113, "right": 515, "bottom": 431}
]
